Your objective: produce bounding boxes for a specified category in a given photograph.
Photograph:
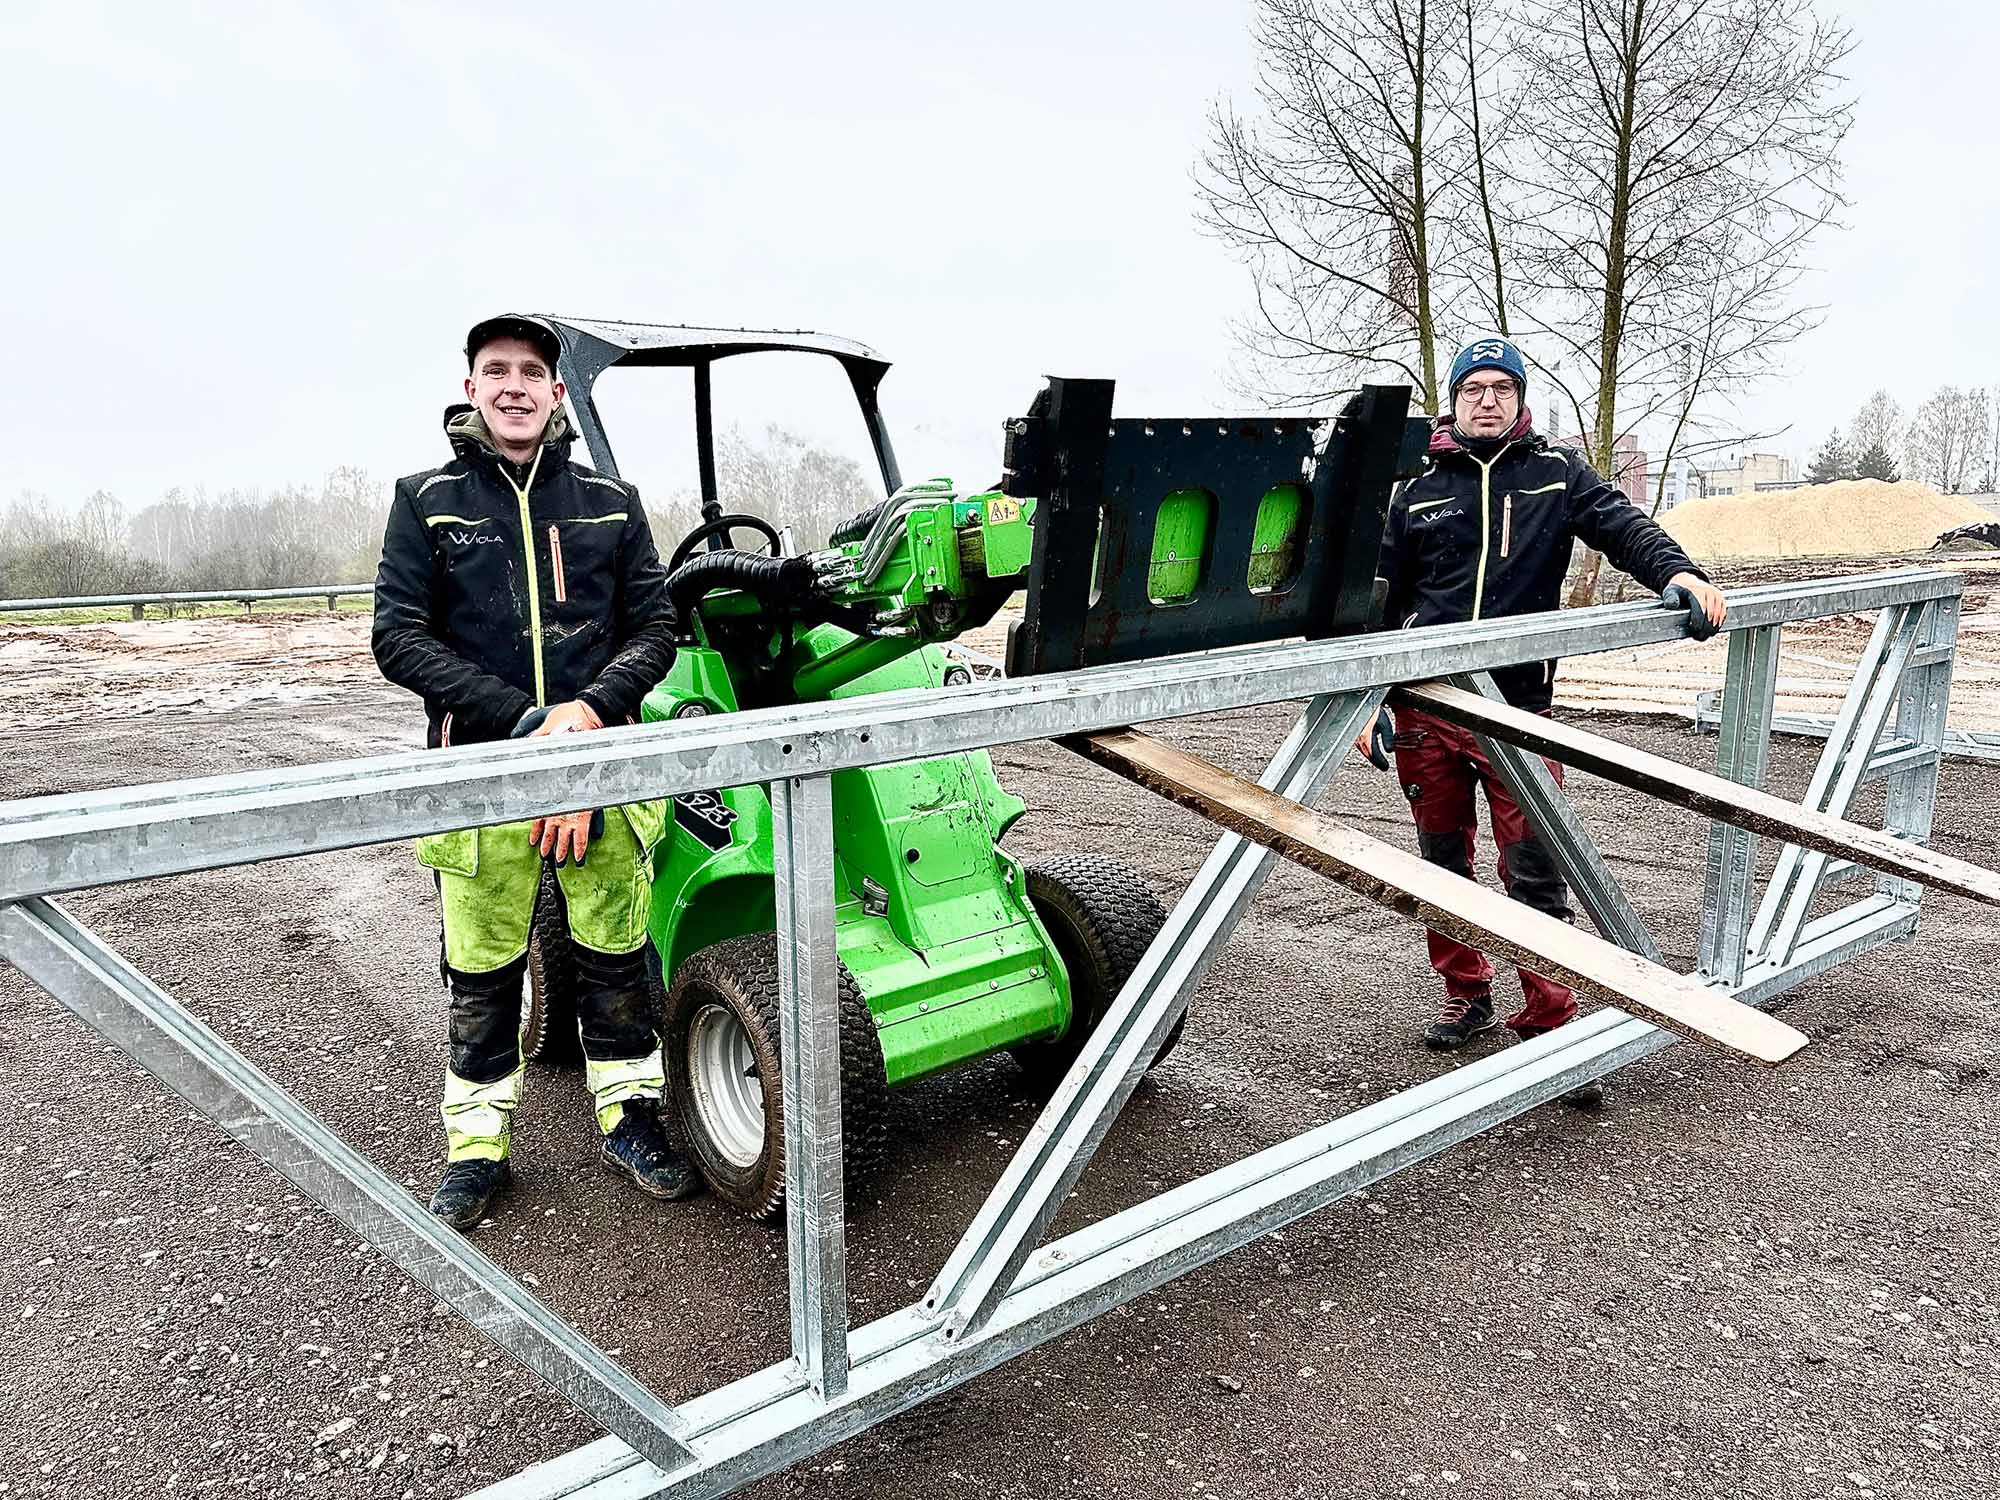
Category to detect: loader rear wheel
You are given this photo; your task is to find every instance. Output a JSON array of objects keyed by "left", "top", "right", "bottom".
[
  {"left": 663, "top": 935, "right": 889, "bottom": 1221},
  {"left": 523, "top": 864, "right": 582, "bottom": 1065},
  {"left": 1012, "top": 854, "right": 1181, "bottom": 1090}
]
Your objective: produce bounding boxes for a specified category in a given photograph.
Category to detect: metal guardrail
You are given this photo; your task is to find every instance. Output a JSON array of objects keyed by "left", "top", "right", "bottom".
[
  {"left": 0, "top": 566, "right": 1970, "bottom": 1499},
  {"left": 0, "top": 583, "right": 372, "bottom": 618}
]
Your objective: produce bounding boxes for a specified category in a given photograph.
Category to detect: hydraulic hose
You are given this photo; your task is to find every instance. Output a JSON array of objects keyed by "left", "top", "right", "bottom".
[
  {"left": 828, "top": 499, "right": 889, "bottom": 547},
  {"left": 665, "top": 549, "right": 817, "bottom": 625}
]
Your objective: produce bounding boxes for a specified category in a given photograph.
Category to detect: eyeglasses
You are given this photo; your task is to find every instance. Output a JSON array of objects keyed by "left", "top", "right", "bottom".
[{"left": 1456, "top": 379, "right": 1518, "bottom": 405}]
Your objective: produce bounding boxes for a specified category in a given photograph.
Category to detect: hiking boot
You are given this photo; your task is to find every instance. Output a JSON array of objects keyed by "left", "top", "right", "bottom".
[
  {"left": 428, "top": 1157, "right": 512, "bottom": 1230},
  {"left": 1424, "top": 992, "right": 1498, "bottom": 1051},
  {"left": 1513, "top": 1023, "right": 1608, "bottom": 1110},
  {"left": 600, "top": 1100, "right": 702, "bottom": 1201}
]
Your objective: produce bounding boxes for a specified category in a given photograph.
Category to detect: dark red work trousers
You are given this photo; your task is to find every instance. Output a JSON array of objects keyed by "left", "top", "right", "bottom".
[{"left": 1389, "top": 705, "right": 1577, "bottom": 1030}]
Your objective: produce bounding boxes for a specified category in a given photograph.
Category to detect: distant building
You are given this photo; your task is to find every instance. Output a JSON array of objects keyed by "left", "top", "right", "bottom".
[
  {"left": 1699, "top": 452, "right": 1795, "bottom": 497},
  {"left": 1560, "top": 431, "right": 1651, "bottom": 509}
]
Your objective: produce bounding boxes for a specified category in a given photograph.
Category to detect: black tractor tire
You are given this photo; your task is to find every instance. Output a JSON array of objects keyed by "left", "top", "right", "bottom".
[
  {"left": 523, "top": 863, "right": 583, "bottom": 1065},
  {"left": 1011, "top": 854, "right": 1180, "bottom": 1090},
  {"left": 662, "top": 934, "right": 889, "bottom": 1221}
]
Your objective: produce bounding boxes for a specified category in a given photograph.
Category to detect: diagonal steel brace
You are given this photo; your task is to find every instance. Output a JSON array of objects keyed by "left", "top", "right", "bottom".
[
  {"left": 924, "top": 688, "right": 1386, "bottom": 1343},
  {"left": 0, "top": 896, "right": 699, "bottom": 1475},
  {"left": 1444, "top": 671, "right": 1662, "bottom": 963}
]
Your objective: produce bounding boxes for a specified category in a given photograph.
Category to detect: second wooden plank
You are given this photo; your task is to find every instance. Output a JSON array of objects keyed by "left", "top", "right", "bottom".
[{"left": 1065, "top": 727, "right": 1808, "bottom": 1067}]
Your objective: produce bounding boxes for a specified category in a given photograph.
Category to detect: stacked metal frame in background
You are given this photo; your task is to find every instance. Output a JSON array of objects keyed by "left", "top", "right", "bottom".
[{"left": 0, "top": 567, "right": 1966, "bottom": 1500}]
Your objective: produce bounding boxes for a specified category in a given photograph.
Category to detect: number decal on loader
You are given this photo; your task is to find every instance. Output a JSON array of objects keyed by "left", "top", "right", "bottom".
[{"left": 674, "top": 792, "right": 739, "bottom": 852}]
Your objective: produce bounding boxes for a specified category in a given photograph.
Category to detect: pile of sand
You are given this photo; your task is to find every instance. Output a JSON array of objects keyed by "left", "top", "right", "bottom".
[{"left": 1660, "top": 479, "right": 1992, "bottom": 561}]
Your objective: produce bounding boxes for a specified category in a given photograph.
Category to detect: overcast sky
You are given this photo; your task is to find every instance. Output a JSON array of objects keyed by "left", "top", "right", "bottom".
[{"left": 2, "top": 0, "right": 1993, "bottom": 512}]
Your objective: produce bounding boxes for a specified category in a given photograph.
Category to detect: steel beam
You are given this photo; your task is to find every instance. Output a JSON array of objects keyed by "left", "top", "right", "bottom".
[
  {"left": 0, "top": 571, "right": 1962, "bottom": 905},
  {"left": 1752, "top": 604, "right": 1924, "bottom": 967},
  {"left": 768, "top": 774, "right": 849, "bottom": 1398},
  {"left": 1445, "top": 671, "right": 1662, "bottom": 962},
  {"left": 1877, "top": 597, "right": 1958, "bottom": 908},
  {"left": 1693, "top": 697, "right": 2000, "bottom": 766},
  {"left": 1697, "top": 625, "right": 1781, "bottom": 983},
  {"left": 925, "top": 688, "right": 1385, "bottom": 1343},
  {"left": 476, "top": 893, "right": 1894, "bottom": 1500},
  {"left": 0, "top": 897, "right": 698, "bottom": 1476}
]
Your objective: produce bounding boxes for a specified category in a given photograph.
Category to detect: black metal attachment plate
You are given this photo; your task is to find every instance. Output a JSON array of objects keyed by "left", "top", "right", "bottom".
[{"left": 1002, "top": 379, "right": 1424, "bottom": 676}]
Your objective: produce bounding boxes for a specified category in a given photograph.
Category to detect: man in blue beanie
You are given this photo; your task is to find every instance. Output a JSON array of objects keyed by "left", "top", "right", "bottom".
[{"left": 1366, "top": 336, "right": 1726, "bottom": 1101}]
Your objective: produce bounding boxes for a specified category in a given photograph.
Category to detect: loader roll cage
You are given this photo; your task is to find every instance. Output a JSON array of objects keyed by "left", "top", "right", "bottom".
[{"left": 546, "top": 316, "right": 905, "bottom": 524}]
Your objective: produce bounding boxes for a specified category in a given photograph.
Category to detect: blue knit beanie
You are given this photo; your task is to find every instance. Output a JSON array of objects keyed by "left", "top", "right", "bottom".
[{"left": 1447, "top": 338, "right": 1527, "bottom": 399}]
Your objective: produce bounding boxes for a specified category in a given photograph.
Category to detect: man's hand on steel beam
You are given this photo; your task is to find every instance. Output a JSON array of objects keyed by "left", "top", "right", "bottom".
[
  {"left": 1662, "top": 572, "right": 1728, "bottom": 641},
  {"left": 1352, "top": 705, "right": 1395, "bottom": 770},
  {"left": 518, "top": 699, "right": 606, "bottom": 866},
  {"left": 530, "top": 699, "right": 604, "bottom": 737}
]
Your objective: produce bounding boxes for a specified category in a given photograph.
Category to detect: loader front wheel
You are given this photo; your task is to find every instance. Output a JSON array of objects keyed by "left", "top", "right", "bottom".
[
  {"left": 523, "top": 864, "right": 582, "bottom": 1065},
  {"left": 1012, "top": 854, "right": 1181, "bottom": 1090},
  {"left": 663, "top": 935, "right": 888, "bottom": 1221}
]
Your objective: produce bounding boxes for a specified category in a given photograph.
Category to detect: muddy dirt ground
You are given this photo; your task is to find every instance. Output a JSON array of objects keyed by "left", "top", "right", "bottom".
[{"left": 1, "top": 597, "right": 1997, "bottom": 1500}]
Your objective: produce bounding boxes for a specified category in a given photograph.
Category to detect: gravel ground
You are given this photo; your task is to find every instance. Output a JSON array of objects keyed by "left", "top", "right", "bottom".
[{"left": 0, "top": 634, "right": 1996, "bottom": 1500}]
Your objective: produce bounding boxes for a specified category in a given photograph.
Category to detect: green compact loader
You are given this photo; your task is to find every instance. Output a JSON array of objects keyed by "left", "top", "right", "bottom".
[{"left": 522, "top": 319, "right": 1416, "bottom": 1217}]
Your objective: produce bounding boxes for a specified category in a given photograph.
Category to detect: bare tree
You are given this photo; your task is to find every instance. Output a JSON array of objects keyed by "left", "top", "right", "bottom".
[
  {"left": 1456, "top": 0, "right": 1518, "bottom": 337},
  {"left": 1906, "top": 386, "right": 1991, "bottom": 493},
  {"left": 1848, "top": 390, "right": 1903, "bottom": 456},
  {"left": 1508, "top": 0, "right": 1852, "bottom": 476},
  {"left": 2, "top": 491, "right": 64, "bottom": 551},
  {"left": 1986, "top": 387, "right": 2000, "bottom": 492},
  {"left": 1197, "top": 0, "right": 1473, "bottom": 411},
  {"left": 75, "top": 490, "right": 125, "bottom": 554},
  {"left": 1498, "top": 0, "right": 1851, "bottom": 604},
  {"left": 128, "top": 486, "right": 207, "bottom": 572},
  {"left": 320, "top": 466, "right": 389, "bottom": 580},
  {"left": 709, "top": 425, "right": 877, "bottom": 550}
]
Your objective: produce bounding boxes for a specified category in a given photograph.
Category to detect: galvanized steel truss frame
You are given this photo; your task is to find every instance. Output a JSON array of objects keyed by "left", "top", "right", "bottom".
[{"left": 0, "top": 568, "right": 1964, "bottom": 1500}]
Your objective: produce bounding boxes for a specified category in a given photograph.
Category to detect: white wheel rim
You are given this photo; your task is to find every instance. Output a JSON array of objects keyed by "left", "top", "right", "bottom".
[{"left": 687, "top": 1002, "right": 767, "bottom": 1169}]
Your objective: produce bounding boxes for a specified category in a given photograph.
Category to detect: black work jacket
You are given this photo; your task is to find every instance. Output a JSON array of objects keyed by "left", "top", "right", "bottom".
[
  {"left": 1378, "top": 430, "right": 1701, "bottom": 710},
  {"left": 372, "top": 409, "right": 677, "bottom": 746}
]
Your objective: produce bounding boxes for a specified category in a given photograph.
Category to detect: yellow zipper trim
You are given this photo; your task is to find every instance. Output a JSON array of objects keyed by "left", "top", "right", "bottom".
[
  {"left": 563, "top": 511, "right": 628, "bottom": 525},
  {"left": 504, "top": 446, "right": 549, "bottom": 707},
  {"left": 1518, "top": 481, "right": 1566, "bottom": 496},
  {"left": 1407, "top": 496, "right": 1456, "bottom": 514},
  {"left": 424, "top": 513, "right": 486, "bottom": 527},
  {"left": 1470, "top": 441, "right": 1513, "bottom": 621}
]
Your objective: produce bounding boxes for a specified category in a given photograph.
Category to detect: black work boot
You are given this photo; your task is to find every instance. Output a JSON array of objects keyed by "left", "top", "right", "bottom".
[
  {"left": 1424, "top": 991, "right": 1498, "bottom": 1051},
  {"left": 428, "top": 1157, "right": 512, "bottom": 1230},
  {"left": 600, "top": 1100, "right": 702, "bottom": 1201},
  {"left": 1512, "top": 1023, "right": 1608, "bottom": 1110}
]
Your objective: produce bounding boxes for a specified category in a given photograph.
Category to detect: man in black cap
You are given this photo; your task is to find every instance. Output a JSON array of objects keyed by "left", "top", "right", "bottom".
[{"left": 373, "top": 314, "right": 697, "bottom": 1229}]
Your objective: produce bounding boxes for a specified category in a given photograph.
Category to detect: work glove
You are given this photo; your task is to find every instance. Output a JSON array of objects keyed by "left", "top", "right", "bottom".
[
  {"left": 1660, "top": 581, "right": 1720, "bottom": 642},
  {"left": 1363, "top": 706, "right": 1394, "bottom": 771}
]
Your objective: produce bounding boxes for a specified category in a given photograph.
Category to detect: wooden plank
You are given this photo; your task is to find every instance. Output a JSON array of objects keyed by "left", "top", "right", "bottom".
[
  {"left": 1064, "top": 728, "right": 1808, "bottom": 1067},
  {"left": 1392, "top": 682, "right": 2000, "bottom": 908}
]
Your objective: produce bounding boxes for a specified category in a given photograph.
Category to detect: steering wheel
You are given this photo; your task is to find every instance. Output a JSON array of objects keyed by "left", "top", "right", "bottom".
[{"left": 668, "top": 513, "right": 783, "bottom": 574}]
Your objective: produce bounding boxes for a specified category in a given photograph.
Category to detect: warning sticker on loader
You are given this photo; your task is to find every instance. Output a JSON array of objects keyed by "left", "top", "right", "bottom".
[{"left": 674, "top": 791, "right": 739, "bottom": 851}]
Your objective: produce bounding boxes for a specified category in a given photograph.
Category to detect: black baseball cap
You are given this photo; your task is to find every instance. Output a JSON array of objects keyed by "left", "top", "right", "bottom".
[{"left": 465, "top": 314, "right": 563, "bottom": 373}]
